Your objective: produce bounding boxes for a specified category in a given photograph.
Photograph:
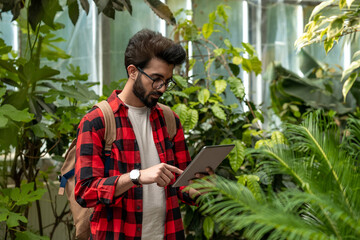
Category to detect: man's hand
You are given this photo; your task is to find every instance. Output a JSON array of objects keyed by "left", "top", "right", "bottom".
[
  {"left": 139, "top": 163, "right": 183, "bottom": 187},
  {"left": 189, "top": 167, "right": 215, "bottom": 199}
]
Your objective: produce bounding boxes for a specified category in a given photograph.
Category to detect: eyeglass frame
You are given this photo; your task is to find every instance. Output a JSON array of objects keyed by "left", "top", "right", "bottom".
[{"left": 136, "top": 67, "right": 176, "bottom": 91}]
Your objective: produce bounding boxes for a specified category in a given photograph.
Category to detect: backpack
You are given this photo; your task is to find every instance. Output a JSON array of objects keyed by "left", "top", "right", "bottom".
[{"left": 58, "top": 100, "right": 176, "bottom": 240}]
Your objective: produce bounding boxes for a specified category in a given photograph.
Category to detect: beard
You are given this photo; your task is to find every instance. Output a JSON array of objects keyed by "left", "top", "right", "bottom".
[{"left": 132, "top": 74, "right": 163, "bottom": 108}]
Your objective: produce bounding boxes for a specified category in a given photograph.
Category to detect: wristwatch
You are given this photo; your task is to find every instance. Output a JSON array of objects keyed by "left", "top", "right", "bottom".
[{"left": 129, "top": 169, "right": 141, "bottom": 185}]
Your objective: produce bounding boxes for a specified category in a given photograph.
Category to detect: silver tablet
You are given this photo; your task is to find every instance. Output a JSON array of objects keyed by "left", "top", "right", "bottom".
[{"left": 172, "top": 144, "right": 235, "bottom": 187}]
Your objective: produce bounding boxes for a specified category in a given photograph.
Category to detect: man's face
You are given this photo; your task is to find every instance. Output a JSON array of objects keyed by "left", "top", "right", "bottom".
[
  {"left": 132, "top": 58, "right": 174, "bottom": 108},
  {"left": 132, "top": 73, "right": 161, "bottom": 108}
]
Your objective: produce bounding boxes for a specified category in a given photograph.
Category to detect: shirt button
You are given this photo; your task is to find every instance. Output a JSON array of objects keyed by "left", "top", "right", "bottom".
[
  {"left": 137, "top": 206, "right": 140, "bottom": 210},
  {"left": 137, "top": 228, "right": 141, "bottom": 232}
]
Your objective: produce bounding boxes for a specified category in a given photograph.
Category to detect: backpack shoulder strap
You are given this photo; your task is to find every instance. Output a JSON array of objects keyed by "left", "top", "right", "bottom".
[
  {"left": 95, "top": 100, "right": 116, "bottom": 151},
  {"left": 158, "top": 103, "right": 176, "bottom": 141}
]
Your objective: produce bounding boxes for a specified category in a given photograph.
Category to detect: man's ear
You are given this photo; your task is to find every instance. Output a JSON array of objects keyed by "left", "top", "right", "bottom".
[{"left": 127, "top": 65, "right": 138, "bottom": 80}]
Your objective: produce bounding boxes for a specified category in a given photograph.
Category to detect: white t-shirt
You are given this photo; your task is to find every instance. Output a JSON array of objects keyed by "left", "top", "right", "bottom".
[{"left": 127, "top": 104, "right": 166, "bottom": 240}]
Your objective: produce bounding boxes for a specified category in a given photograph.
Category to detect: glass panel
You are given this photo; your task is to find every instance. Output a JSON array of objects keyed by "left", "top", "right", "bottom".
[
  {"left": 0, "top": 12, "right": 17, "bottom": 47},
  {"left": 102, "top": 1, "right": 163, "bottom": 84}
]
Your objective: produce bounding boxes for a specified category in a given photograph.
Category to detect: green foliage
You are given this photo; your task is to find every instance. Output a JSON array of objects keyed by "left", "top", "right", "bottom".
[
  {"left": 0, "top": 0, "right": 176, "bottom": 27},
  {"left": 295, "top": 0, "right": 360, "bottom": 100},
  {"left": 166, "top": 5, "right": 262, "bottom": 156},
  {"left": 0, "top": 183, "right": 47, "bottom": 239},
  {"left": 266, "top": 50, "right": 358, "bottom": 123},
  {"left": 166, "top": 5, "right": 263, "bottom": 239},
  {"left": 191, "top": 112, "right": 360, "bottom": 239},
  {"left": 0, "top": 18, "right": 99, "bottom": 238}
]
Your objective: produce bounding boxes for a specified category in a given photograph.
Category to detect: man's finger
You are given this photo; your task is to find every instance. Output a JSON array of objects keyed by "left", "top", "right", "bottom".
[
  {"left": 164, "top": 164, "right": 183, "bottom": 175},
  {"left": 162, "top": 167, "right": 175, "bottom": 180},
  {"left": 206, "top": 167, "right": 215, "bottom": 175}
]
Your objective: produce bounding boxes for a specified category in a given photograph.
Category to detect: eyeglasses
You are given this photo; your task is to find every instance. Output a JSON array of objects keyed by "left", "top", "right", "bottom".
[{"left": 136, "top": 67, "right": 176, "bottom": 91}]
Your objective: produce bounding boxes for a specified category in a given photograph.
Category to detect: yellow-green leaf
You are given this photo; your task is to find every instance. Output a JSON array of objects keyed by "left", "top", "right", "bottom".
[
  {"left": 198, "top": 89, "right": 210, "bottom": 105},
  {"left": 202, "top": 23, "right": 213, "bottom": 39},
  {"left": 215, "top": 80, "right": 227, "bottom": 94},
  {"left": 242, "top": 42, "right": 256, "bottom": 56},
  {"left": 228, "top": 140, "right": 245, "bottom": 172},
  {"left": 213, "top": 48, "right": 225, "bottom": 57},
  {"left": 232, "top": 56, "right": 242, "bottom": 65},
  {"left": 342, "top": 72, "right": 358, "bottom": 101},
  {"left": 324, "top": 39, "right": 334, "bottom": 53},
  {"left": 271, "top": 131, "right": 286, "bottom": 144},
  {"left": 310, "top": 0, "right": 335, "bottom": 20},
  {"left": 211, "top": 104, "right": 226, "bottom": 121},
  {"left": 255, "top": 139, "right": 272, "bottom": 149},
  {"left": 339, "top": 0, "right": 346, "bottom": 8},
  {"left": 342, "top": 59, "right": 360, "bottom": 81},
  {"left": 228, "top": 76, "right": 245, "bottom": 99},
  {"left": 327, "top": 18, "right": 344, "bottom": 39}
]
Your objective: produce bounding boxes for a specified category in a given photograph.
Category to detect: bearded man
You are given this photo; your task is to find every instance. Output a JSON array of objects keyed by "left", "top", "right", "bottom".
[{"left": 74, "top": 29, "right": 210, "bottom": 240}]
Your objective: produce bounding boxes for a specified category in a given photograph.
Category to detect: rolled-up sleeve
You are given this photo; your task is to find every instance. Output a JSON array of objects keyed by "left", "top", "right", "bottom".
[{"left": 74, "top": 108, "right": 121, "bottom": 208}]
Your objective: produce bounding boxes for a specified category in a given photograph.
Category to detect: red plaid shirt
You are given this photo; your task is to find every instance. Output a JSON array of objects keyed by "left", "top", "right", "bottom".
[{"left": 75, "top": 90, "right": 195, "bottom": 240}]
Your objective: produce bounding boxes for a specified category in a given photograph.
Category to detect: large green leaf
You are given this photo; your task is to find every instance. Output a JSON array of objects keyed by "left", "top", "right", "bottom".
[
  {"left": 228, "top": 76, "right": 245, "bottom": 99},
  {"left": 183, "top": 109, "right": 198, "bottom": 132},
  {"left": 203, "top": 216, "right": 214, "bottom": 239},
  {"left": 228, "top": 140, "right": 245, "bottom": 172},
  {"left": 31, "top": 123, "right": 56, "bottom": 139},
  {"left": 67, "top": 0, "right": 80, "bottom": 25},
  {"left": 173, "top": 75, "right": 188, "bottom": 88},
  {"left": 173, "top": 104, "right": 188, "bottom": 126},
  {"left": 144, "top": 0, "right": 176, "bottom": 25},
  {"left": 0, "top": 105, "right": 33, "bottom": 123},
  {"left": 7, "top": 212, "right": 27, "bottom": 228},
  {"left": 9, "top": 183, "right": 46, "bottom": 206},
  {"left": 198, "top": 89, "right": 210, "bottom": 105},
  {"left": 211, "top": 104, "right": 226, "bottom": 121}
]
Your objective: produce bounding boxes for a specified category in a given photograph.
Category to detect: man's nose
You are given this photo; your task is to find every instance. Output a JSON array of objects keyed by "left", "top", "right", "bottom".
[{"left": 158, "top": 84, "right": 167, "bottom": 93}]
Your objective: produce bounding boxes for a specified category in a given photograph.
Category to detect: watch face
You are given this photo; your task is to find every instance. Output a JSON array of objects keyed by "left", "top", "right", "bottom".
[{"left": 130, "top": 169, "right": 140, "bottom": 180}]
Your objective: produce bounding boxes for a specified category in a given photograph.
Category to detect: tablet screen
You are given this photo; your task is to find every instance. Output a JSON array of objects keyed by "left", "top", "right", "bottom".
[{"left": 172, "top": 144, "right": 235, "bottom": 187}]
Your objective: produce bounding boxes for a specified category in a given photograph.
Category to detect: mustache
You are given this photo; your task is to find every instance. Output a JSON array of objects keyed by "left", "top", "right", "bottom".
[{"left": 150, "top": 91, "right": 163, "bottom": 97}]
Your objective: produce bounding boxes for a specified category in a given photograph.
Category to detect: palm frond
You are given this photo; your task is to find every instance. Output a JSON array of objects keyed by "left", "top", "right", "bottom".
[
  {"left": 192, "top": 112, "right": 360, "bottom": 240},
  {"left": 191, "top": 177, "right": 334, "bottom": 240}
]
